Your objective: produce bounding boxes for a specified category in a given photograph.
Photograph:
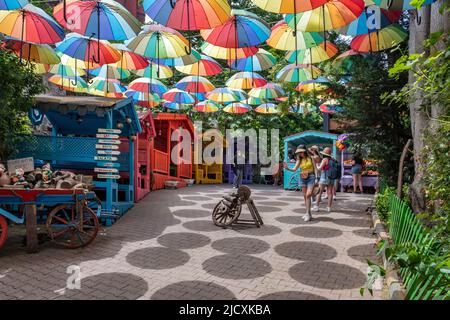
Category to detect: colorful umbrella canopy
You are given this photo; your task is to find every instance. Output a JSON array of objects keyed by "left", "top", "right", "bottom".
[
  {"left": 88, "top": 77, "right": 127, "bottom": 98},
  {"left": 223, "top": 102, "right": 250, "bottom": 114},
  {"left": 319, "top": 99, "right": 344, "bottom": 113},
  {"left": 5, "top": 40, "right": 60, "bottom": 64},
  {"left": 333, "top": 49, "right": 361, "bottom": 63},
  {"left": 285, "top": 41, "right": 338, "bottom": 64},
  {"left": 276, "top": 64, "right": 321, "bottom": 82},
  {"left": 133, "top": 63, "right": 173, "bottom": 79},
  {"left": 284, "top": 0, "right": 365, "bottom": 32},
  {"left": 206, "top": 88, "right": 247, "bottom": 103},
  {"left": 53, "top": 0, "right": 141, "bottom": 41},
  {"left": 338, "top": 6, "right": 401, "bottom": 36},
  {"left": 200, "top": 42, "right": 258, "bottom": 60},
  {"left": 30, "top": 63, "right": 50, "bottom": 74},
  {"left": 150, "top": 48, "right": 201, "bottom": 67},
  {"left": 0, "top": 4, "right": 65, "bottom": 44},
  {"left": 229, "top": 48, "right": 276, "bottom": 72},
  {"left": 163, "top": 101, "right": 186, "bottom": 110},
  {"left": 125, "top": 89, "right": 161, "bottom": 108},
  {"left": 58, "top": 53, "right": 101, "bottom": 69},
  {"left": 126, "top": 24, "right": 190, "bottom": 59},
  {"left": 49, "top": 63, "right": 86, "bottom": 77},
  {"left": 192, "top": 92, "right": 207, "bottom": 101},
  {"left": 226, "top": 71, "right": 268, "bottom": 90},
  {"left": 248, "top": 83, "right": 286, "bottom": 99},
  {"left": 163, "top": 88, "right": 195, "bottom": 104},
  {"left": 128, "top": 77, "right": 168, "bottom": 96},
  {"left": 241, "top": 96, "right": 265, "bottom": 105},
  {"left": 200, "top": 10, "right": 270, "bottom": 48},
  {"left": 89, "top": 64, "right": 131, "bottom": 80},
  {"left": 255, "top": 103, "right": 279, "bottom": 114},
  {"left": 194, "top": 100, "right": 220, "bottom": 113},
  {"left": 252, "top": 0, "right": 329, "bottom": 14},
  {"left": 267, "top": 20, "right": 324, "bottom": 51},
  {"left": 175, "top": 54, "right": 222, "bottom": 76},
  {"left": 295, "top": 76, "right": 330, "bottom": 92},
  {"left": 0, "top": 0, "right": 28, "bottom": 10},
  {"left": 111, "top": 43, "right": 149, "bottom": 71},
  {"left": 376, "top": 0, "right": 436, "bottom": 10},
  {"left": 48, "top": 74, "right": 88, "bottom": 93},
  {"left": 176, "top": 76, "right": 215, "bottom": 93},
  {"left": 350, "top": 24, "right": 407, "bottom": 52}
]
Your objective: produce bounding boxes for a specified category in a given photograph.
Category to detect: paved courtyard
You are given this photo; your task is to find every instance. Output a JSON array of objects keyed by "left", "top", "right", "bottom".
[{"left": 0, "top": 185, "right": 382, "bottom": 300}]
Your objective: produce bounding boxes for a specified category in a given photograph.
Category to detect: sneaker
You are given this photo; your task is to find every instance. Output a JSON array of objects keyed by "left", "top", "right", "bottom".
[
  {"left": 312, "top": 205, "right": 319, "bottom": 212},
  {"left": 326, "top": 207, "right": 331, "bottom": 213},
  {"left": 303, "top": 213, "right": 312, "bottom": 222},
  {"left": 323, "top": 194, "right": 328, "bottom": 199}
]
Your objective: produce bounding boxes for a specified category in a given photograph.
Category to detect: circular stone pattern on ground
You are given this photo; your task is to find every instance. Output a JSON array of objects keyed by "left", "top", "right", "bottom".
[
  {"left": 347, "top": 243, "right": 378, "bottom": 263},
  {"left": 126, "top": 247, "right": 190, "bottom": 270},
  {"left": 275, "top": 216, "right": 332, "bottom": 225},
  {"left": 353, "top": 228, "right": 376, "bottom": 239},
  {"left": 151, "top": 281, "right": 236, "bottom": 300},
  {"left": 211, "top": 237, "right": 270, "bottom": 254},
  {"left": 172, "top": 209, "right": 211, "bottom": 218},
  {"left": 289, "top": 261, "right": 366, "bottom": 289},
  {"left": 257, "top": 291, "right": 327, "bottom": 300},
  {"left": 157, "top": 232, "right": 211, "bottom": 249},
  {"left": 203, "top": 254, "right": 272, "bottom": 279},
  {"left": 182, "top": 220, "right": 219, "bottom": 232},
  {"left": 333, "top": 218, "right": 370, "bottom": 228},
  {"left": 182, "top": 196, "right": 214, "bottom": 201},
  {"left": 291, "top": 226, "right": 343, "bottom": 239},
  {"left": 232, "top": 225, "right": 282, "bottom": 236},
  {"left": 275, "top": 241, "right": 337, "bottom": 261}
]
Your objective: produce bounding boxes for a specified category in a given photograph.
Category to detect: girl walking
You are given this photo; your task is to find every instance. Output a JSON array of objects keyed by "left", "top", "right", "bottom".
[
  {"left": 313, "top": 147, "right": 335, "bottom": 213},
  {"left": 351, "top": 153, "right": 364, "bottom": 193}
]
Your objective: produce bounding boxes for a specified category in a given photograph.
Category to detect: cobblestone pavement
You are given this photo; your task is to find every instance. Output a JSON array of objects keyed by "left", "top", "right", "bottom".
[{"left": 0, "top": 185, "right": 382, "bottom": 300}]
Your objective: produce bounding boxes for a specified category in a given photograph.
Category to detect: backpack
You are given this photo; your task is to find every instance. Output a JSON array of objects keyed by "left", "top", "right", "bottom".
[{"left": 327, "top": 158, "right": 341, "bottom": 180}]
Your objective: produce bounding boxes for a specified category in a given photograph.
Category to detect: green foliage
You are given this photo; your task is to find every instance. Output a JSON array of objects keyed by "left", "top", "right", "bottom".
[
  {"left": 375, "top": 186, "right": 395, "bottom": 222},
  {"left": 0, "top": 51, "right": 44, "bottom": 161}
]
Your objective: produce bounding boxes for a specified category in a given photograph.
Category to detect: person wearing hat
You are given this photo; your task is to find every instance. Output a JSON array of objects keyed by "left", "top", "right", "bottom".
[
  {"left": 283, "top": 144, "right": 318, "bottom": 222},
  {"left": 313, "top": 147, "right": 336, "bottom": 213}
]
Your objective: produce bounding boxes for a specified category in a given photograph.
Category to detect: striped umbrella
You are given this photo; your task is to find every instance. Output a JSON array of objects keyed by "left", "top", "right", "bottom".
[
  {"left": 88, "top": 77, "right": 127, "bottom": 98},
  {"left": 89, "top": 64, "right": 131, "bottom": 80},
  {"left": 200, "top": 10, "right": 270, "bottom": 48},
  {"left": 128, "top": 77, "right": 168, "bottom": 96},
  {"left": 252, "top": 0, "right": 328, "bottom": 14},
  {"left": 192, "top": 92, "right": 207, "bottom": 101},
  {"left": 48, "top": 74, "right": 88, "bottom": 93},
  {"left": 285, "top": 41, "right": 338, "bottom": 64},
  {"left": 223, "top": 102, "right": 250, "bottom": 114},
  {"left": 350, "top": 24, "right": 407, "bottom": 52},
  {"left": 149, "top": 48, "right": 201, "bottom": 66},
  {"left": 194, "top": 100, "right": 220, "bottom": 113},
  {"left": 176, "top": 76, "right": 215, "bottom": 93},
  {"left": 5, "top": 40, "right": 60, "bottom": 64},
  {"left": 267, "top": 20, "right": 324, "bottom": 51},
  {"left": 226, "top": 72, "right": 268, "bottom": 90},
  {"left": 58, "top": 53, "right": 101, "bottom": 70},
  {"left": 229, "top": 48, "right": 276, "bottom": 72},
  {"left": 206, "top": 88, "right": 247, "bottom": 103},
  {"left": 30, "top": 63, "right": 51, "bottom": 74},
  {"left": 49, "top": 64, "right": 86, "bottom": 77},
  {"left": 163, "top": 88, "right": 195, "bottom": 104},
  {"left": 163, "top": 101, "right": 186, "bottom": 110},
  {"left": 133, "top": 63, "right": 173, "bottom": 79},
  {"left": 333, "top": 49, "right": 361, "bottom": 63},
  {"left": 241, "top": 97, "right": 265, "bottom": 105},
  {"left": 0, "top": 0, "right": 28, "bottom": 10},
  {"left": 276, "top": 64, "right": 321, "bottom": 82},
  {"left": 200, "top": 42, "right": 258, "bottom": 60},
  {"left": 125, "top": 89, "right": 162, "bottom": 108},
  {"left": 319, "top": 99, "right": 343, "bottom": 113},
  {"left": 255, "top": 103, "right": 279, "bottom": 114},
  {"left": 295, "top": 76, "right": 330, "bottom": 92},
  {"left": 175, "top": 54, "right": 222, "bottom": 76},
  {"left": 248, "top": 83, "right": 286, "bottom": 100},
  {"left": 112, "top": 43, "right": 149, "bottom": 71}
]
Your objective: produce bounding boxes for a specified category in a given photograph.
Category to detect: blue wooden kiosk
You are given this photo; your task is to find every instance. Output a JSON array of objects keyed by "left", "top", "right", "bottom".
[
  {"left": 19, "top": 95, "right": 142, "bottom": 221},
  {"left": 283, "top": 131, "right": 338, "bottom": 190}
]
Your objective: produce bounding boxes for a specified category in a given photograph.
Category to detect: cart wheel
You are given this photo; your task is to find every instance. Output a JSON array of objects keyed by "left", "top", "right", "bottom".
[
  {"left": 46, "top": 204, "right": 99, "bottom": 249},
  {"left": 212, "top": 201, "right": 241, "bottom": 227},
  {"left": 0, "top": 215, "right": 8, "bottom": 250}
]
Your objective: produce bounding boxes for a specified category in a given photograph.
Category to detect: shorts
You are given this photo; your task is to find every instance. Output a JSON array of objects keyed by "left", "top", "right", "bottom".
[
  {"left": 351, "top": 164, "right": 362, "bottom": 174},
  {"left": 319, "top": 170, "right": 335, "bottom": 186},
  {"left": 299, "top": 173, "right": 316, "bottom": 188}
]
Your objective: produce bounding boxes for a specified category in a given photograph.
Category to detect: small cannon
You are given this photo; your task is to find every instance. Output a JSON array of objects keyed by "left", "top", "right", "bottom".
[{"left": 212, "top": 186, "right": 263, "bottom": 228}]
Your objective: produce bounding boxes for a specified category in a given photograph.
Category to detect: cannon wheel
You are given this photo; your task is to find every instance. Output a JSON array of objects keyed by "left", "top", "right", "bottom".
[
  {"left": 0, "top": 215, "right": 7, "bottom": 250},
  {"left": 212, "top": 201, "right": 241, "bottom": 227},
  {"left": 46, "top": 203, "right": 99, "bottom": 249}
]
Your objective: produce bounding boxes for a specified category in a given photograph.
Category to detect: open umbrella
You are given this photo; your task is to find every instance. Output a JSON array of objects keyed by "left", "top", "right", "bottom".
[
  {"left": 226, "top": 71, "right": 268, "bottom": 90},
  {"left": 255, "top": 103, "right": 279, "bottom": 114},
  {"left": 267, "top": 20, "right": 324, "bottom": 51},
  {"left": 133, "top": 63, "right": 173, "bottom": 79},
  {"left": 200, "top": 42, "right": 258, "bottom": 60},
  {"left": 5, "top": 39, "right": 60, "bottom": 64},
  {"left": 350, "top": 24, "right": 407, "bottom": 52},
  {"left": 229, "top": 48, "right": 276, "bottom": 72},
  {"left": 223, "top": 102, "right": 250, "bottom": 114},
  {"left": 88, "top": 77, "right": 127, "bottom": 98},
  {"left": 241, "top": 96, "right": 265, "bottom": 105},
  {"left": 206, "top": 88, "right": 246, "bottom": 103},
  {"left": 295, "top": 76, "right": 330, "bottom": 92},
  {"left": 30, "top": 63, "right": 50, "bottom": 74},
  {"left": 176, "top": 76, "right": 215, "bottom": 93},
  {"left": 149, "top": 48, "right": 201, "bottom": 66},
  {"left": 194, "top": 100, "right": 220, "bottom": 113},
  {"left": 0, "top": 0, "right": 28, "bottom": 10},
  {"left": 89, "top": 64, "right": 131, "bottom": 80},
  {"left": 276, "top": 64, "right": 321, "bottom": 82},
  {"left": 49, "top": 74, "right": 88, "bottom": 93},
  {"left": 252, "top": 0, "right": 329, "bottom": 14},
  {"left": 49, "top": 63, "right": 86, "bottom": 77},
  {"left": 333, "top": 49, "right": 362, "bottom": 63},
  {"left": 175, "top": 54, "right": 222, "bottom": 76},
  {"left": 128, "top": 77, "right": 168, "bottom": 96},
  {"left": 319, "top": 99, "right": 344, "bottom": 113},
  {"left": 163, "top": 101, "right": 186, "bottom": 110},
  {"left": 111, "top": 43, "right": 149, "bottom": 71},
  {"left": 285, "top": 41, "right": 338, "bottom": 64},
  {"left": 125, "top": 89, "right": 161, "bottom": 108},
  {"left": 248, "top": 83, "right": 286, "bottom": 100},
  {"left": 163, "top": 88, "right": 195, "bottom": 104}
]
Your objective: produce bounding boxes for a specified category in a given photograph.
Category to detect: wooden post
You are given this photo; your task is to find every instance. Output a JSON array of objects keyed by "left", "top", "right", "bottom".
[
  {"left": 25, "top": 204, "right": 38, "bottom": 253},
  {"left": 397, "top": 139, "right": 412, "bottom": 198}
]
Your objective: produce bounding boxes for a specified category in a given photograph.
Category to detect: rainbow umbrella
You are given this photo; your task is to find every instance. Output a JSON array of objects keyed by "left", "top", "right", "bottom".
[
  {"left": 276, "top": 64, "right": 321, "bottom": 82},
  {"left": 241, "top": 96, "right": 265, "bottom": 105},
  {"left": 88, "top": 77, "right": 127, "bottom": 98},
  {"left": 333, "top": 49, "right": 361, "bottom": 63},
  {"left": 30, "top": 63, "right": 51, "bottom": 74},
  {"left": 350, "top": 24, "right": 407, "bottom": 52},
  {"left": 125, "top": 89, "right": 161, "bottom": 108},
  {"left": 5, "top": 40, "right": 60, "bottom": 64},
  {"left": 0, "top": 4, "right": 64, "bottom": 60},
  {"left": 194, "top": 100, "right": 220, "bottom": 113},
  {"left": 0, "top": 0, "right": 28, "bottom": 10},
  {"left": 267, "top": 20, "right": 324, "bottom": 51},
  {"left": 285, "top": 41, "right": 338, "bottom": 64},
  {"left": 200, "top": 10, "right": 270, "bottom": 48},
  {"left": 206, "top": 88, "right": 246, "bottom": 103},
  {"left": 58, "top": 53, "right": 101, "bottom": 70},
  {"left": 176, "top": 76, "right": 215, "bottom": 93},
  {"left": 133, "top": 63, "right": 173, "bottom": 79},
  {"left": 53, "top": 0, "right": 141, "bottom": 41},
  {"left": 143, "top": 0, "right": 231, "bottom": 30},
  {"left": 295, "top": 76, "right": 330, "bottom": 92},
  {"left": 175, "top": 54, "right": 221, "bottom": 76},
  {"left": 163, "top": 101, "right": 186, "bottom": 110},
  {"left": 223, "top": 102, "right": 250, "bottom": 114},
  {"left": 248, "top": 83, "right": 286, "bottom": 100},
  {"left": 48, "top": 74, "right": 88, "bottom": 93},
  {"left": 128, "top": 77, "right": 168, "bottom": 96},
  {"left": 376, "top": 0, "right": 436, "bottom": 10},
  {"left": 163, "top": 88, "right": 195, "bottom": 104},
  {"left": 226, "top": 71, "right": 268, "bottom": 90},
  {"left": 112, "top": 43, "right": 149, "bottom": 71},
  {"left": 89, "top": 64, "right": 131, "bottom": 80},
  {"left": 200, "top": 42, "right": 258, "bottom": 60},
  {"left": 149, "top": 49, "right": 201, "bottom": 66},
  {"left": 255, "top": 103, "right": 279, "bottom": 114},
  {"left": 126, "top": 24, "right": 190, "bottom": 59},
  {"left": 319, "top": 99, "right": 344, "bottom": 113},
  {"left": 252, "top": 0, "right": 328, "bottom": 14},
  {"left": 192, "top": 92, "right": 207, "bottom": 101},
  {"left": 229, "top": 48, "right": 276, "bottom": 72},
  {"left": 276, "top": 96, "right": 289, "bottom": 102},
  {"left": 49, "top": 63, "right": 86, "bottom": 77}
]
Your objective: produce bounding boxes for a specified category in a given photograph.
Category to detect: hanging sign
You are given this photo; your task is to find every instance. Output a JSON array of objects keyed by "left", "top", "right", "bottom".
[
  {"left": 98, "top": 139, "right": 121, "bottom": 145},
  {"left": 7, "top": 157, "right": 34, "bottom": 173},
  {"left": 96, "top": 144, "right": 120, "bottom": 150},
  {"left": 97, "top": 150, "right": 121, "bottom": 155},
  {"left": 95, "top": 168, "right": 119, "bottom": 174},
  {"left": 96, "top": 133, "right": 120, "bottom": 139},
  {"left": 94, "top": 156, "right": 118, "bottom": 162},
  {"left": 96, "top": 162, "right": 120, "bottom": 168},
  {"left": 97, "top": 174, "right": 121, "bottom": 180},
  {"left": 98, "top": 128, "right": 121, "bottom": 134}
]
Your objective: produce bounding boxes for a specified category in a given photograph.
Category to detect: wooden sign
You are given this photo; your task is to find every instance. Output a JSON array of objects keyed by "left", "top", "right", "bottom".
[
  {"left": 97, "top": 174, "right": 120, "bottom": 180},
  {"left": 94, "top": 156, "right": 118, "bottom": 162},
  {"left": 98, "top": 139, "right": 121, "bottom": 145},
  {"left": 96, "top": 162, "right": 120, "bottom": 168},
  {"left": 97, "top": 150, "right": 121, "bottom": 155},
  {"left": 7, "top": 157, "right": 34, "bottom": 173},
  {"left": 95, "top": 168, "right": 119, "bottom": 174},
  {"left": 98, "top": 128, "right": 121, "bottom": 134},
  {"left": 96, "top": 134, "right": 120, "bottom": 139},
  {"left": 96, "top": 144, "right": 120, "bottom": 150}
]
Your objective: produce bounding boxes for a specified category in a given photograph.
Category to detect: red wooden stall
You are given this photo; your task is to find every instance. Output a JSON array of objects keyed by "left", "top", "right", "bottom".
[{"left": 150, "top": 113, "right": 194, "bottom": 190}]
